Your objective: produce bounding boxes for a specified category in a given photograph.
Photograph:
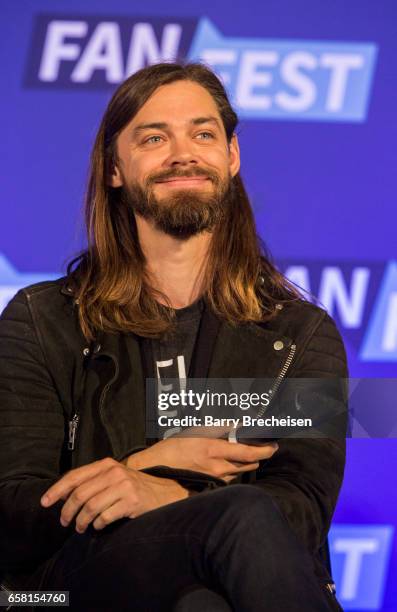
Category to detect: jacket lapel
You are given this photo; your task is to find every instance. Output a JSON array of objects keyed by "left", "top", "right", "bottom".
[
  {"left": 208, "top": 321, "right": 293, "bottom": 379},
  {"left": 78, "top": 331, "right": 147, "bottom": 463}
]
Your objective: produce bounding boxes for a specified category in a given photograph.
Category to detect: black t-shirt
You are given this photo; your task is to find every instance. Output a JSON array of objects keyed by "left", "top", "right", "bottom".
[{"left": 141, "top": 299, "right": 204, "bottom": 439}]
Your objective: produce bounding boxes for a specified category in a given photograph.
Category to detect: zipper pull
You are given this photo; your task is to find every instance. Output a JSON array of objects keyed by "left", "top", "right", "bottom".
[{"left": 68, "top": 414, "right": 80, "bottom": 451}]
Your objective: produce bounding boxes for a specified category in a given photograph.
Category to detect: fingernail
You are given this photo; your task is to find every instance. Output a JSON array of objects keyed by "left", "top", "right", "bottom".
[{"left": 60, "top": 517, "right": 69, "bottom": 527}]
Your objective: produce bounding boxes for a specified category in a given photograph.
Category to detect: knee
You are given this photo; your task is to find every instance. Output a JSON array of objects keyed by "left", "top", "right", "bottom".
[
  {"left": 220, "top": 483, "right": 276, "bottom": 508},
  {"left": 212, "top": 484, "right": 284, "bottom": 530},
  {"left": 203, "top": 485, "right": 298, "bottom": 562}
]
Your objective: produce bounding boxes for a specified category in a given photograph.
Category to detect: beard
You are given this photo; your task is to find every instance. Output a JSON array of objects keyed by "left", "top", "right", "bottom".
[{"left": 120, "top": 167, "right": 232, "bottom": 240}]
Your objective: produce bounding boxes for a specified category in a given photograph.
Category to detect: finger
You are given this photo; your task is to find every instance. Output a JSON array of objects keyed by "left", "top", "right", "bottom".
[
  {"left": 41, "top": 457, "right": 117, "bottom": 507},
  {"left": 92, "top": 499, "right": 133, "bottom": 531},
  {"left": 212, "top": 440, "right": 279, "bottom": 463},
  {"left": 173, "top": 425, "right": 231, "bottom": 440},
  {"left": 74, "top": 486, "right": 125, "bottom": 533},
  {"left": 60, "top": 462, "right": 129, "bottom": 527},
  {"left": 60, "top": 477, "right": 111, "bottom": 527},
  {"left": 76, "top": 475, "right": 140, "bottom": 533},
  {"left": 206, "top": 459, "right": 259, "bottom": 481},
  {"left": 221, "top": 469, "right": 259, "bottom": 483},
  {"left": 228, "top": 461, "right": 260, "bottom": 473},
  {"left": 216, "top": 460, "right": 259, "bottom": 478}
]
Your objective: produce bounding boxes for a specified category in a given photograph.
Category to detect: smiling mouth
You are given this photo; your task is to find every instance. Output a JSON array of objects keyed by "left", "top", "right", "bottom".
[{"left": 155, "top": 177, "right": 210, "bottom": 187}]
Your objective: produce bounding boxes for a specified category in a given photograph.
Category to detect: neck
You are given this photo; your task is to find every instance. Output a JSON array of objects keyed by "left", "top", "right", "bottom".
[{"left": 136, "top": 215, "right": 212, "bottom": 309}]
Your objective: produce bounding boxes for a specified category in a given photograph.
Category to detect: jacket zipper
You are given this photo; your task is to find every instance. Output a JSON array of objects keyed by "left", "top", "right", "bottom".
[
  {"left": 67, "top": 352, "right": 119, "bottom": 452},
  {"left": 257, "top": 343, "right": 296, "bottom": 418},
  {"left": 68, "top": 414, "right": 80, "bottom": 450},
  {"left": 67, "top": 379, "right": 117, "bottom": 453}
]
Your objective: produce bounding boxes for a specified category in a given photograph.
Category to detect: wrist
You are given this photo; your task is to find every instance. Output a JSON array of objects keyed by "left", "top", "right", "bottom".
[
  {"left": 160, "top": 476, "right": 190, "bottom": 500},
  {"left": 173, "top": 481, "right": 199, "bottom": 500},
  {"left": 125, "top": 447, "right": 154, "bottom": 470},
  {"left": 173, "top": 481, "right": 191, "bottom": 500}
]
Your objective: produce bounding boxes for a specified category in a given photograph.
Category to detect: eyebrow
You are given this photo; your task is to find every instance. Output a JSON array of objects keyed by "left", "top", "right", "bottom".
[{"left": 131, "top": 116, "right": 222, "bottom": 137}]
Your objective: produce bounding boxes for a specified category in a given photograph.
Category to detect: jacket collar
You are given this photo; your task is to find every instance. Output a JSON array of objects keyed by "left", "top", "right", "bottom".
[
  {"left": 88, "top": 316, "right": 293, "bottom": 381},
  {"left": 61, "top": 277, "right": 293, "bottom": 378}
]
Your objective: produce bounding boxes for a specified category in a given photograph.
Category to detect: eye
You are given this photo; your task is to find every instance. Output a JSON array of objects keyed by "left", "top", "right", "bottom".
[
  {"left": 196, "top": 131, "right": 214, "bottom": 140},
  {"left": 143, "top": 135, "right": 163, "bottom": 145}
]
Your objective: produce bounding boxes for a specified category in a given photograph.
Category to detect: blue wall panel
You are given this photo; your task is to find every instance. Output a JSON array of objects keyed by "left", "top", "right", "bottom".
[{"left": 1, "top": 1, "right": 396, "bottom": 608}]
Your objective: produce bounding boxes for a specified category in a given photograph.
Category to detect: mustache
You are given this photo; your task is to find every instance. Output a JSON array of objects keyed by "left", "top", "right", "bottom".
[{"left": 146, "top": 167, "right": 220, "bottom": 185}]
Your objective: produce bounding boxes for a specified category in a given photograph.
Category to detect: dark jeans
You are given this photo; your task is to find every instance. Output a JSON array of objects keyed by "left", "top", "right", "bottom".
[{"left": 38, "top": 484, "right": 339, "bottom": 612}]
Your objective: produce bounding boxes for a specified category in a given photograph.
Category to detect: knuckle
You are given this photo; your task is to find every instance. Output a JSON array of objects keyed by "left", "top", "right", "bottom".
[
  {"left": 84, "top": 500, "right": 97, "bottom": 515},
  {"left": 99, "top": 511, "right": 111, "bottom": 526},
  {"left": 71, "top": 489, "right": 85, "bottom": 504},
  {"left": 121, "top": 477, "right": 135, "bottom": 492},
  {"left": 109, "top": 465, "right": 124, "bottom": 479},
  {"left": 129, "top": 495, "right": 139, "bottom": 507},
  {"left": 103, "top": 457, "right": 117, "bottom": 468},
  {"left": 213, "top": 464, "right": 224, "bottom": 478}
]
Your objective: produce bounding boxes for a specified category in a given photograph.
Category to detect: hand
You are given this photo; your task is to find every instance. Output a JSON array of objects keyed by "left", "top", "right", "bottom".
[
  {"left": 124, "top": 434, "right": 279, "bottom": 483},
  {"left": 40, "top": 457, "right": 189, "bottom": 533}
]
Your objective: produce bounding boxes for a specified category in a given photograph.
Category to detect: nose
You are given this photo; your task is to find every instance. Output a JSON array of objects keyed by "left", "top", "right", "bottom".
[{"left": 165, "top": 136, "right": 199, "bottom": 168}]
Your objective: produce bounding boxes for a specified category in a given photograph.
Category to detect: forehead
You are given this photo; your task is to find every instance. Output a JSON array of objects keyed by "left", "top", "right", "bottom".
[{"left": 127, "top": 80, "right": 223, "bottom": 130}]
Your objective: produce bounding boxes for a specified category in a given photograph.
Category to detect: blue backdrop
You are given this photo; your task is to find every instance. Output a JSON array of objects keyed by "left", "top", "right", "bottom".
[{"left": 1, "top": 1, "right": 396, "bottom": 609}]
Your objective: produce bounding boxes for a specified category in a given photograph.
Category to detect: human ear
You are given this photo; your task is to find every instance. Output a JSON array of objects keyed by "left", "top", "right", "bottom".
[
  {"left": 109, "top": 164, "right": 123, "bottom": 188},
  {"left": 228, "top": 133, "right": 241, "bottom": 177}
]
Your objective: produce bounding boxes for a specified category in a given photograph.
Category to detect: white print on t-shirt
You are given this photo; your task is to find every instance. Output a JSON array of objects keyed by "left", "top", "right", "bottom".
[
  {"left": 156, "top": 356, "right": 187, "bottom": 390},
  {"left": 156, "top": 355, "right": 186, "bottom": 438}
]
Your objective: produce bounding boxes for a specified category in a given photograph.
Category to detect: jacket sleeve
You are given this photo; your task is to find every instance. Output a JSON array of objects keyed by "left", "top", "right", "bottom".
[
  {"left": 252, "top": 312, "right": 348, "bottom": 554},
  {"left": 0, "top": 291, "right": 74, "bottom": 573}
]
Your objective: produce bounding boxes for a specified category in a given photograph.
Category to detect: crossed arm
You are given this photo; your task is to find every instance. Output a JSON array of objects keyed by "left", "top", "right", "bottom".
[{"left": 41, "top": 438, "right": 278, "bottom": 533}]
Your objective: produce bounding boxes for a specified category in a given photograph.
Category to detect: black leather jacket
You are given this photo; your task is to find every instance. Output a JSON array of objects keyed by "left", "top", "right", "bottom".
[{"left": 0, "top": 278, "right": 348, "bottom": 590}]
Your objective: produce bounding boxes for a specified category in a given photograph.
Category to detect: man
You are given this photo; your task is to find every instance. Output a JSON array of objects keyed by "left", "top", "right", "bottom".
[{"left": 0, "top": 63, "right": 347, "bottom": 611}]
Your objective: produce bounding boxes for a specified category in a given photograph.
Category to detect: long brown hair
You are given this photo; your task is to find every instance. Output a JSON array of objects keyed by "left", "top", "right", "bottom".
[{"left": 67, "top": 62, "right": 303, "bottom": 340}]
